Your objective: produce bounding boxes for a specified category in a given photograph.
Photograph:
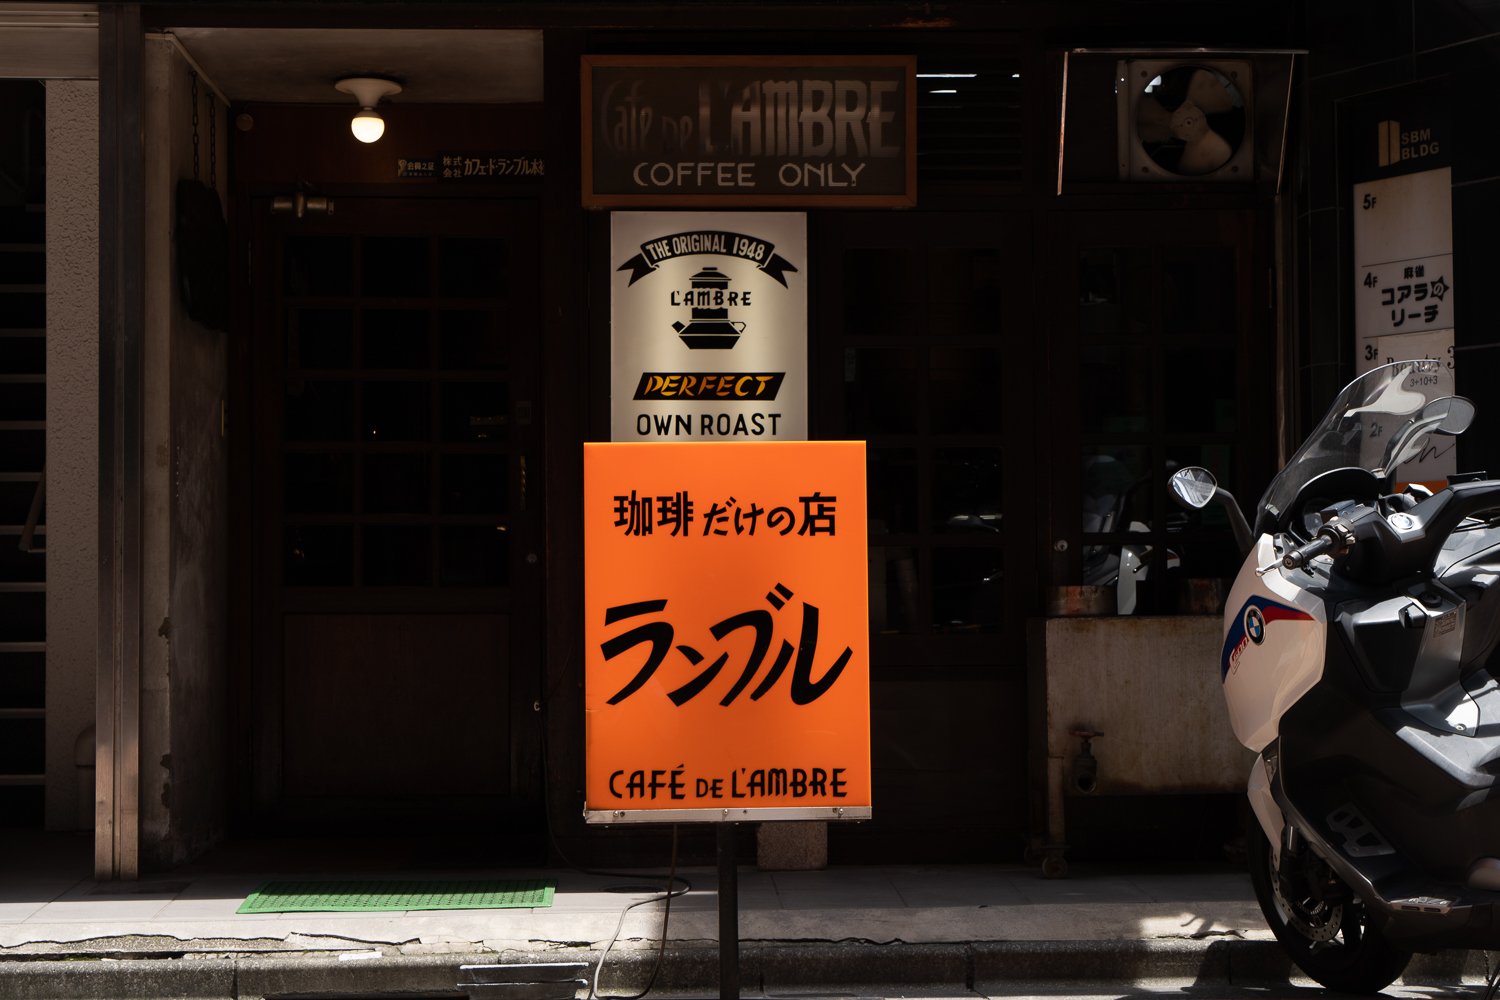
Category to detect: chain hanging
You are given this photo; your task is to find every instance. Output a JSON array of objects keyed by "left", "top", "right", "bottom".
[
  {"left": 207, "top": 89, "right": 217, "bottom": 191},
  {"left": 190, "top": 70, "right": 201, "bottom": 183}
]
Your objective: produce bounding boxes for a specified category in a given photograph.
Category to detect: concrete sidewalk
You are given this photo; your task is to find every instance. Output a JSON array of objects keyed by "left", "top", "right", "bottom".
[{"left": 0, "top": 834, "right": 1481, "bottom": 998}]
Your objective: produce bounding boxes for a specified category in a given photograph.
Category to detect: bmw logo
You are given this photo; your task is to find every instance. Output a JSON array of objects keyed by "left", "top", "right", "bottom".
[{"left": 1245, "top": 606, "right": 1267, "bottom": 645}]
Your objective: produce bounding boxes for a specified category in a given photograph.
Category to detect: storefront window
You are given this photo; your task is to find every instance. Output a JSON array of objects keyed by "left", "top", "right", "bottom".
[
  {"left": 835, "top": 231, "right": 1013, "bottom": 636},
  {"left": 1074, "top": 229, "right": 1252, "bottom": 614}
]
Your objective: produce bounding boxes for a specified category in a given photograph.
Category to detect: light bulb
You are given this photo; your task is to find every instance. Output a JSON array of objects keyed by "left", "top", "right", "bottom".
[{"left": 350, "top": 108, "right": 385, "bottom": 143}]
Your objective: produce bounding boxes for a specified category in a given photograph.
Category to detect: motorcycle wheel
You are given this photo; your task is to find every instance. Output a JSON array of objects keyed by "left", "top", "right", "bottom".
[{"left": 1248, "top": 820, "right": 1411, "bottom": 993}]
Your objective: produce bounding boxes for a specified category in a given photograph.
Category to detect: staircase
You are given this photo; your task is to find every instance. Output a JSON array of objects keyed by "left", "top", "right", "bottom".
[{"left": 0, "top": 81, "right": 46, "bottom": 828}]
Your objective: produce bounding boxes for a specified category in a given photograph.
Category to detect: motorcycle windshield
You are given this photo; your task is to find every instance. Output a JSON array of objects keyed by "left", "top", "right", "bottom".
[{"left": 1256, "top": 359, "right": 1457, "bottom": 535}]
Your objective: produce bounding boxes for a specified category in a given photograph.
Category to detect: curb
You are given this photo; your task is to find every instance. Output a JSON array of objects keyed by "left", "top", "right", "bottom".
[{"left": 0, "top": 940, "right": 1483, "bottom": 999}]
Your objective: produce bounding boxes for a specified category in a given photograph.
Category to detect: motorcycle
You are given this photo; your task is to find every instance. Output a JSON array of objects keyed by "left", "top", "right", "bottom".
[{"left": 1169, "top": 358, "right": 1500, "bottom": 993}]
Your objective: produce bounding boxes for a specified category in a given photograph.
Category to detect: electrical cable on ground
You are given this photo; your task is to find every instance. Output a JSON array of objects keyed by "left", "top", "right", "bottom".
[
  {"left": 590, "top": 824, "right": 684, "bottom": 1000},
  {"left": 538, "top": 694, "right": 689, "bottom": 999}
]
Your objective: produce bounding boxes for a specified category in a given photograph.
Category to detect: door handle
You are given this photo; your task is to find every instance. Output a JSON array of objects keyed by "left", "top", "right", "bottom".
[{"left": 270, "top": 192, "right": 334, "bottom": 217}]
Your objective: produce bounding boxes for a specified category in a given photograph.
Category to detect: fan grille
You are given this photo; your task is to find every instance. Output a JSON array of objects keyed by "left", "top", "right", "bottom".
[{"left": 1131, "top": 64, "right": 1248, "bottom": 178}]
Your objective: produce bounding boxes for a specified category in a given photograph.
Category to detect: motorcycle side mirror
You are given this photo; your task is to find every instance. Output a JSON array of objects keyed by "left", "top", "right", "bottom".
[
  {"left": 1432, "top": 396, "right": 1476, "bottom": 435},
  {"left": 1169, "top": 467, "right": 1218, "bottom": 509},
  {"left": 1380, "top": 395, "right": 1477, "bottom": 475},
  {"left": 1169, "top": 466, "right": 1255, "bottom": 556}
]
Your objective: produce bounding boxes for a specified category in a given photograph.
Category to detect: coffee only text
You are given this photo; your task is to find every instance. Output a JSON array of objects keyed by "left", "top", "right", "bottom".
[{"left": 595, "top": 71, "right": 906, "bottom": 194}]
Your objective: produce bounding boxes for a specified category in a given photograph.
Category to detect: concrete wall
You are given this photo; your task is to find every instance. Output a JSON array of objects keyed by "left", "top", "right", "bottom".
[
  {"left": 139, "top": 38, "right": 230, "bottom": 868},
  {"left": 44, "top": 79, "right": 99, "bottom": 831},
  {"left": 1043, "top": 615, "right": 1252, "bottom": 797}
]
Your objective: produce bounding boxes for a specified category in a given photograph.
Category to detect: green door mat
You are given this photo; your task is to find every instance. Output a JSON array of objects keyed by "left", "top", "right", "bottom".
[{"left": 237, "top": 878, "right": 556, "bottom": 914}]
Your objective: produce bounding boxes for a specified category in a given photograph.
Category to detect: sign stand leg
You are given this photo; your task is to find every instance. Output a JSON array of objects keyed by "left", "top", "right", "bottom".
[{"left": 717, "top": 822, "right": 739, "bottom": 1000}]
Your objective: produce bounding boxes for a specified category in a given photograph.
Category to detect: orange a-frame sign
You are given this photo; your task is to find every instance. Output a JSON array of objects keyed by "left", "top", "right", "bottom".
[{"left": 583, "top": 441, "right": 870, "bottom": 823}]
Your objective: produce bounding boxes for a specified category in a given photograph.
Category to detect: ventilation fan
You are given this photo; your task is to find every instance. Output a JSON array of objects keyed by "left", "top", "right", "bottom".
[{"left": 1118, "top": 60, "right": 1253, "bottom": 181}]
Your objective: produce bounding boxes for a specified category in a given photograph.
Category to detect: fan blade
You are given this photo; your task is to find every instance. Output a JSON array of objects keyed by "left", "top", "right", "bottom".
[
  {"left": 1168, "top": 100, "right": 1233, "bottom": 174},
  {"left": 1136, "top": 94, "right": 1173, "bottom": 143},
  {"left": 1177, "top": 126, "right": 1233, "bottom": 175},
  {"left": 1185, "top": 68, "right": 1236, "bottom": 114}
]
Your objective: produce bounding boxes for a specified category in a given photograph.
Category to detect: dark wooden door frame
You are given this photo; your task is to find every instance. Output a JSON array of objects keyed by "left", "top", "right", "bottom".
[
  {"left": 232, "top": 195, "right": 545, "bottom": 832},
  {"left": 811, "top": 209, "right": 1042, "bottom": 663},
  {"left": 808, "top": 208, "right": 1040, "bottom": 860}
]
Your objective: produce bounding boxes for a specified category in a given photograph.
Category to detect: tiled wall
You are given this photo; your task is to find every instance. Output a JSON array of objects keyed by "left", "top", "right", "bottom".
[{"left": 1298, "top": 0, "right": 1500, "bottom": 472}]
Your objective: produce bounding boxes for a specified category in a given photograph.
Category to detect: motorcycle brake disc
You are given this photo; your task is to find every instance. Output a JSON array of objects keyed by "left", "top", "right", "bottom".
[{"left": 1272, "top": 862, "right": 1344, "bottom": 943}]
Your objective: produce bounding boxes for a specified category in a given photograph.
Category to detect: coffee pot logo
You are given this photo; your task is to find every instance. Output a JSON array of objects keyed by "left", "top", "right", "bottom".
[{"left": 672, "top": 267, "right": 747, "bottom": 349}]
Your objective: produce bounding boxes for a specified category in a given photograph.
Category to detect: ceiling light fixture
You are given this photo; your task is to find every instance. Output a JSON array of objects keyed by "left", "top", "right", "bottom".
[{"left": 334, "top": 76, "right": 402, "bottom": 143}]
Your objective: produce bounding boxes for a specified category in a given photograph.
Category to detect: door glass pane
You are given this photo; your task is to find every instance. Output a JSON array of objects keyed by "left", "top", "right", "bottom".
[
  {"left": 931, "top": 348, "right": 1004, "bottom": 433},
  {"left": 1163, "top": 247, "right": 1234, "bottom": 340},
  {"left": 869, "top": 545, "right": 919, "bottom": 634},
  {"left": 1079, "top": 344, "right": 1152, "bottom": 434},
  {"left": 285, "top": 381, "right": 355, "bottom": 442},
  {"left": 1165, "top": 347, "right": 1237, "bottom": 432},
  {"left": 363, "top": 309, "right": 431, "bottom": 369},
  {"left": 440, "top": 310, "right": 509, "bottom": 370},
  {"left": 363, "top": 382, "right": 430, "bottom": 441},
  {"left": 1078, "top": 247, "right": 1150, "bottom": 337},
  {"left": 845, "top": 348, "right": 920, "bottom": 434},
  {"left": 363, "top": 454, "right": 431, "bottom": 514},
  {"left": 1081, "top": 446, "right": 1150, "bottom": 535},
  {"left": 284, "top": 526, "right": 353, "bottom": 586},
  {"left": 284, "top": 453, "right": 354, "bottom": 514},
  {"left": 929, "top": 249, "right": 1005, "bottom": 336},
  {"left": 284, "top": 236, "right": 353, "bottom": 296},
  {"left": 934, "top": 449, "right": 1003, "bottom": 533},
  {"left": 440, "top": 238, "right": 508, "bottom": 299},
  {"left": 363, "top": 525, "right": 431, "bottom": 585},
  {"left": 867, "top": 448, "right": 918, "bottom": 534},
  {"left": 441, "top": 382, "right": 509, "bottom": 443},
  {"left": 440, "top": 526, "right": 509, "bottom": 586},
  {"left": 441, "top": 454, "right": 508, "bottom": 514},
  {"left": 932, "top": 546, "right": 1003, "bottom": 631},
  {"left": 362, "top": 236, "right": 430, "bottom": 298},
  {"left": 844, "top": 249, "right": 926, "bottom": 336},
  {"left": 287, "top": 308, "right": 353, "bottom": 370}
]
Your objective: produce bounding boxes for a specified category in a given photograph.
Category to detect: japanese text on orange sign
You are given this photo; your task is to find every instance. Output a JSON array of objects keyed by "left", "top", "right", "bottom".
[{"left": 584, "top": 441, "right": 870, "bottom": 818}]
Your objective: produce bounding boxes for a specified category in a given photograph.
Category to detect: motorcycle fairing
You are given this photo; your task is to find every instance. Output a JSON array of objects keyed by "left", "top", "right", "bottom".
[
  {"left": 1222, "top": 595, "right": 1316, "bottom": 679},
  {"left": 1221, "top": 534, "right": 1327, "bottom": 752}
]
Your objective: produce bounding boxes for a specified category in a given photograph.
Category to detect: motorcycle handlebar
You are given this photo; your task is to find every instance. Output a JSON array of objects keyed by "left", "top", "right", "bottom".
[
  {"left": 1282, "top": 533, "right": 1337, "bottom": 570},
  {"left": 1311, "top": 480, "right": 1500, "bottom": 584}
]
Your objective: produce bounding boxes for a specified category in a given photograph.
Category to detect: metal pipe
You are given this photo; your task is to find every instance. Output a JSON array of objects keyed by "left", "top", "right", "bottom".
[{"left": 717, "top": 823, "right": 739, "bottom": 1000}]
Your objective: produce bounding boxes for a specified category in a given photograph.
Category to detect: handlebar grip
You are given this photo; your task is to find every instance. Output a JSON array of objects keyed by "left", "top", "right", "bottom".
[{"left": 1283, "top": 533, "right": 1336, "bottom": 569}]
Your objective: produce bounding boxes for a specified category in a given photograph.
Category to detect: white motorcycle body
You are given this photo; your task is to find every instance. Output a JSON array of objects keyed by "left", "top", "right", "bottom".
[{"left": 1174, "top": 360, "right": 1500, "bottom": 991}]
